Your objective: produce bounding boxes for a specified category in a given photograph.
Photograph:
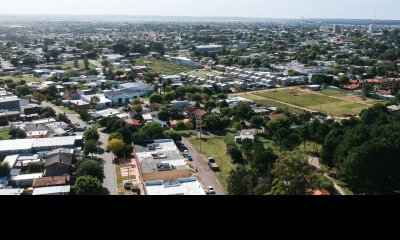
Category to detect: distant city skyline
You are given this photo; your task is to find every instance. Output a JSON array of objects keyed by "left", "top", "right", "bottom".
[{"left": 0, "top": 0, "right": 399, "bottom": 20}]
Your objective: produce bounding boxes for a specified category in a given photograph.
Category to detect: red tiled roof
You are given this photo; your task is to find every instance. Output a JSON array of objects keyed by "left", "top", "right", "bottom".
[
  {"left": 343, "top": 84, "right": 360, "bottom": 90},
  {"left": 125, "top": 119, "right": 141, "bottom": 126},
  {"left": 149, "top": 103, "right": 165, "bottom": 110},
  {"left": 379, "top": 90, "right": 391, "bottom": 95},
  {"left": 192, "top": 109, "right": 207, "bottom": 117},
  {"left": 312, "top": 189, "right": 332, "bottom": 196}
]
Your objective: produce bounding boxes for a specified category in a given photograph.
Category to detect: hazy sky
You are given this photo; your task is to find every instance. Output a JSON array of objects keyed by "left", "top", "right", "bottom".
[{"left": 0, "top": 0, "right": 398, "bottom": 19}]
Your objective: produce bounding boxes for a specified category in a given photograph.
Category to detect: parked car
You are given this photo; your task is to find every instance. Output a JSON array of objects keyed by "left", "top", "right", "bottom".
[
  {"left": 124, "top": 182, "right": 132, "bottom": 190},
  {"left": 187, "top": 155, "right": 193, "bottom": 161},
  {"left": 207, "top": 157, "right": 219, "bottom": 171},
  {"left": 207, "top": 186, "right": 216, "bottom": 195},
  {"left": 183, "top": 150, "right": 189, "bottom": 156}
]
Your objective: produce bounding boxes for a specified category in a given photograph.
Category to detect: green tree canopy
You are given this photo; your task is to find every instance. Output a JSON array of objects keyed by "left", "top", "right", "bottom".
[
  {"left": 75, "top": 160, "right": 104, "bottom": 182},
  {"left": 72, "top": 176, "right": 103, "bottom": 195}
]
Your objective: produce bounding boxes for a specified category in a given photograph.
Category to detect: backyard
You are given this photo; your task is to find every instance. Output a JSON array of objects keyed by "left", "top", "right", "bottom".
[
  {"left": 58, "top": 60, "right": 97, "bottom": 69},
  {"left": 0, "top": 75, "right": 42, "bottom": 83},
  {"left": 189, "top": 134, "right": 235, "bottom": 191},
  {"left": 0, "top": 129, "right": 10, "bottom": 140},
  {"left": 188, "top": 70, "right": 222, "bottom": 78},
  {"left": 135, "top": 58, "right": 192, "bottom": 75},
  {"left": 58, "top": 106, "right": 78, "bottom": 114}
]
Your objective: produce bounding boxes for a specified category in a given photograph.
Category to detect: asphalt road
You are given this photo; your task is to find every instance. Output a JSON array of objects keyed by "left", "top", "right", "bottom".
[
  {"left": 43, "top": 102, "right": 117, "bottom": 195},
  {"left": 97, "top": 130, "right": 117, "bottom": 195},
  {"left": 182, "top": 137, "right": 226, "bottom": 195}
]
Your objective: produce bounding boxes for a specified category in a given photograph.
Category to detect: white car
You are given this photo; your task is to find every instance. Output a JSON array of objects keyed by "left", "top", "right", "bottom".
[
  {"left": 183, "top": 150, "right": 189, "bottom": 156},
  {"left": 207, "top": 186, "right": 216, "bottom": 195}
]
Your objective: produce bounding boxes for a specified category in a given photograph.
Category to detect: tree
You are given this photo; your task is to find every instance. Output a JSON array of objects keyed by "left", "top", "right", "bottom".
[
  {"left": 84, "top": 139, "right": 98, "bottom": 159},
  {"left": 232, "top": 121, "right": 243, "bottom": 133},
  {"left": 40, "top": 106, "right": 56, "bottom": 118},
  {"left": 203, "top": 114, "right": 230, "bottom": 131},
  {"left": 241, "top": 139, "right": 254, "bottom": 161},
  {"left": 108, "top": 132, "right": 123, "bottom": 142},
  {"left": 16, "top": 85, "right": 31, "bottom": 97},
  {"left": 251, "top": 145, "right": 278, "bottom": 175},
  {"left": 149, "top": 93, "right": 163, "bottom": 104},
  {"left": 73, "top": 58, "right": 79, "bottom": 68},
  {"left": 362, "top": 84, "right": 373, "bottom": 98},
  {"left": 32, "top": 92, "right": 46, "bottom": 103},
  {"left": 139, "top": 122, "right": 164, "bottom": 140},
  {"left": 268, "top": 153, "right": 321, "bottom": 195},
  {"left": 227, "top": 165, "right": 258, "bottom": 195},
  {"left": 56, "top": 113, "right": 71, "bottom": 124},
  {"left": 90, "top": 96, "right": 100, "bottom": 109},
  {"left": 132, "top": 104, "right": 143, "bottom": 114},
  {"left": 0, "top": 162, "right": 10, "bottom": 177},
  {"left": 84, "top": 127, "right": 99, "bottom": 141},
  {"left": 163, "top": 130, "right": 182, "bottom": 142},
  {"left": 219, "top": 100, "right": 229, "bottom": 108},
  {"left": 204, "top": 100, "right": 217, "bottom": 112},
  {"left": 233, "top": 102, "right": 254, "bottom": 120},
  {"left": 226, "top": 144, "right": 243, "bottom": 164},
  {"left": 107, "top": 138, "right": 125, "bottom": 157},
  {"left": 72, "top": 176, "right": 103, "bottom": 195},
  {"left": 250, "top": 115, "right": 265, "bottom": 133},
  {"left": 76, "top": 160, "right": 104, "bottom": 182},
  {"left": 9, "top": 128, "right": 27, "bottom": 139},
  {"left": 397, "top": 92, "right": 400, "bottom": 104},
  {"left": 84, "top": 56, "right": 90, "bottom": 70},
  {"left": 49, "top": 48, "right": 60, "bottom": 63},
  {"left": 273, "top": 128, "right": 300, "bottom": 152},
  {"left": 176, "top": 121, "right": 186, "bottom": 131}
]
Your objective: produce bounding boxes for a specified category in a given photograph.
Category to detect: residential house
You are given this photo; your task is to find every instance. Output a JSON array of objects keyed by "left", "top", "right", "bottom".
[{"left": 43, "top": 153, "right": 73, "bottom": 177}]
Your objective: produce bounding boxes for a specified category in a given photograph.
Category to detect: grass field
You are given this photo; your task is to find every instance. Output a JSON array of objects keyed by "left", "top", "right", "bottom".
[
  {"left": 189, "top": 70, "right": 222, "bottom": 78},
  {"left": 58, "top": 106, "right": 77, "bottom": 114},
  {"left": 320, "top": 88, "right": 383, "bottom": 105},
  {"left": 189, "top": 134, "right": 235, "bottom": 192},
  {"left": 238, "top": 93, "right": 306, "bottom": 114},
  {"left": 0, "top": 75, "right": 42, "bottom": 83},
  {"left": 135, "top": 58, "right": 192, "bottom": 75},
  {"left": 0, "top": 129, "right": 10, "bottom": 140},
  {"left": 58, "top": 60, "right": 96, "bottom": 69},
  {"left": 248, "top": 88, "right": 370, "bottom": 116}
]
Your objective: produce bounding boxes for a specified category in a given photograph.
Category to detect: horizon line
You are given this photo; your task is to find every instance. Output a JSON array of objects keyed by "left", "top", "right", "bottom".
[{"left": 0, "top": 14, "right": 398, "bottom": 21}]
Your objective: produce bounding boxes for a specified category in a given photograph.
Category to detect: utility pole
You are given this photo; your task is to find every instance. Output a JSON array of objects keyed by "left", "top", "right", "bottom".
[{"left": 196, "top": 117, "right": 202, "bottom": 152}]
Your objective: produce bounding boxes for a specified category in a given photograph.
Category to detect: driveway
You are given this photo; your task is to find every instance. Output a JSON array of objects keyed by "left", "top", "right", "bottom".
[{"left": 182, "top": 137, "right": 226, "bottom": 195}]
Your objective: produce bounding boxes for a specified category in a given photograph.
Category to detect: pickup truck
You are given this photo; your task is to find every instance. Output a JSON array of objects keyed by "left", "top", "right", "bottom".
[{"left": 207, "top": 157, "right": 219, "bottom": 171}]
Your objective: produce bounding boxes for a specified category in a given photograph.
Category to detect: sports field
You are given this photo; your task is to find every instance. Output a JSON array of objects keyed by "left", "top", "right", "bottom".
[{"left": 239, "top": 88, "right": 373, "bottom": 116}]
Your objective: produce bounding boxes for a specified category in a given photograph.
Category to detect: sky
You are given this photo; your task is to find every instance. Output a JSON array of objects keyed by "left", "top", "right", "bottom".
[{"left": 0, "top": 0, "right": 398, "bottom": 20}]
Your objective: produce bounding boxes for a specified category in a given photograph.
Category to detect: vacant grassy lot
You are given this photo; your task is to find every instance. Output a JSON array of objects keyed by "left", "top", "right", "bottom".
[
  {"left": 0, "top": 129, "right": 10, "bottom": 140},
  {"left": 0, "top": 75, "right": 42, "bottom": 83},
  {"left": 189, "top": 134, "right": 235, "bottom": 192},
  {"left": 250, "top": 88, "right": 369, "bottom": 116},
  {"left": 238, "top": 93, "right": 305, "bottom": 114},
  {"left": 58, "top": 106, "right": 78, "bottom": 114},
  {"left": 135, "top": 58, "right": 192, "bottom": 75},
  {"left": 189, "top": 70, "right": 222, "bottom": 78},
  {"left": 320, "top": 88, "right": 383, "bottom": 105},
  {"left": 58, "top": 60, "right": 96, "bottom": 69}
]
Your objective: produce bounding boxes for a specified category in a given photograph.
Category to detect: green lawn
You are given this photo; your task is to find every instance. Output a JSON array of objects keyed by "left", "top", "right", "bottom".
[
  {"left": 237, "top": 93, "right": 306, "bottom": 114},
  {"left": 135, "top": 58, "right": 192, "bottom": 75},
  {"left": 189, "top": 135, "right": 235, "bottom": 192},
  {"left": 189, "top": 70, "right": 222, "bottom": 78},
  {"left": 0, "top": 75, "right": 42, "bottom": 83},
  {"left": 58, "top": 60, "right": 96, "bottom": 69},
  {"left": 58, "top": 106, "right": 78, "bottom": 114},
  {"left": 0, "top": 129, "right": 10, "bottom": 140},
  {"left": 249, "top": 89, "right": 369, "bottom": 116}
]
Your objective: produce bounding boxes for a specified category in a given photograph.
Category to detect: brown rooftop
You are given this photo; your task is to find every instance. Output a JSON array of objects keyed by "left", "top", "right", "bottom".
[
  {"left": 143, "top": 169, "right": 192, "bottom": 182},
  {"left": 32, "top": 175, "right": 70, "bottom": 188}
]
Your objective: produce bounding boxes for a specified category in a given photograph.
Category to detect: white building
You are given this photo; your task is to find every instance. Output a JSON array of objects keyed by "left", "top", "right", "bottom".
[
  {"left": 170, "top": 57, "right": 203, "bottom": 69},
  {"left": 145, "top": 177, "right": 206, "bottom": 195}
]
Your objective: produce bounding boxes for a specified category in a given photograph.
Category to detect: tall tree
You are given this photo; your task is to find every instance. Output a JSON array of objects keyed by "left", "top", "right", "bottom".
[
  {"left": 107, "top": 138, "right": 125, "bottom": 158},
  {"left": 72, "top": 176, "right": 103, "bottom": 195},
  {"left": 84, "top": 139, "right": 98, "bottom": 159},
  {"left": 76, "top": 160, "right": 104, "bottom": 182},
  {"left": 268, "top": 153, "right": 321, "bottom": 195},
  {"left": 227, "top": 165, "right": 258, "bottom": 195}
]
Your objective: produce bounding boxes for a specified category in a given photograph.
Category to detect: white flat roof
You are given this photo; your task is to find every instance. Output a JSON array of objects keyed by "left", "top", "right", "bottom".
[
  {"left": 0, "top": 139, "right": 35, "bottom": 152},
  {"left": 32, "top": 185, "right": 71, "bottom": 195},
  {"left": 145, "top": 177, "right": 206, "bottom": 195},
  {"left": 0, "top": 189, "right": 24, "bottom": 195},
  {"left": 3, "top": 154, "right": 19, "bottom": 168},
  {"left": 12, "top": 173, "right": 43, "bottom": 181},
  {"left": 33, "top": 136, "right": 76, "bottom": 148}
]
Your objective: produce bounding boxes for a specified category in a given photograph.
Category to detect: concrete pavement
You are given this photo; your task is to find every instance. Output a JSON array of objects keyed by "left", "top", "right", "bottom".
[{"left": 182, "top": 137, "right": 226, "bottom": 195}]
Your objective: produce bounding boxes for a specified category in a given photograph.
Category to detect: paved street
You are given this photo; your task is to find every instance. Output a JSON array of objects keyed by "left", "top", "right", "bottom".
[
  {"left": 98, "top": 130, "right": 117, "bottom": 195},
  {"left": 43, "top": 102, "right": 117, "bottom": 195},
  {"left": 182, "top": 137, "right": 226, "bottom": 195}
]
